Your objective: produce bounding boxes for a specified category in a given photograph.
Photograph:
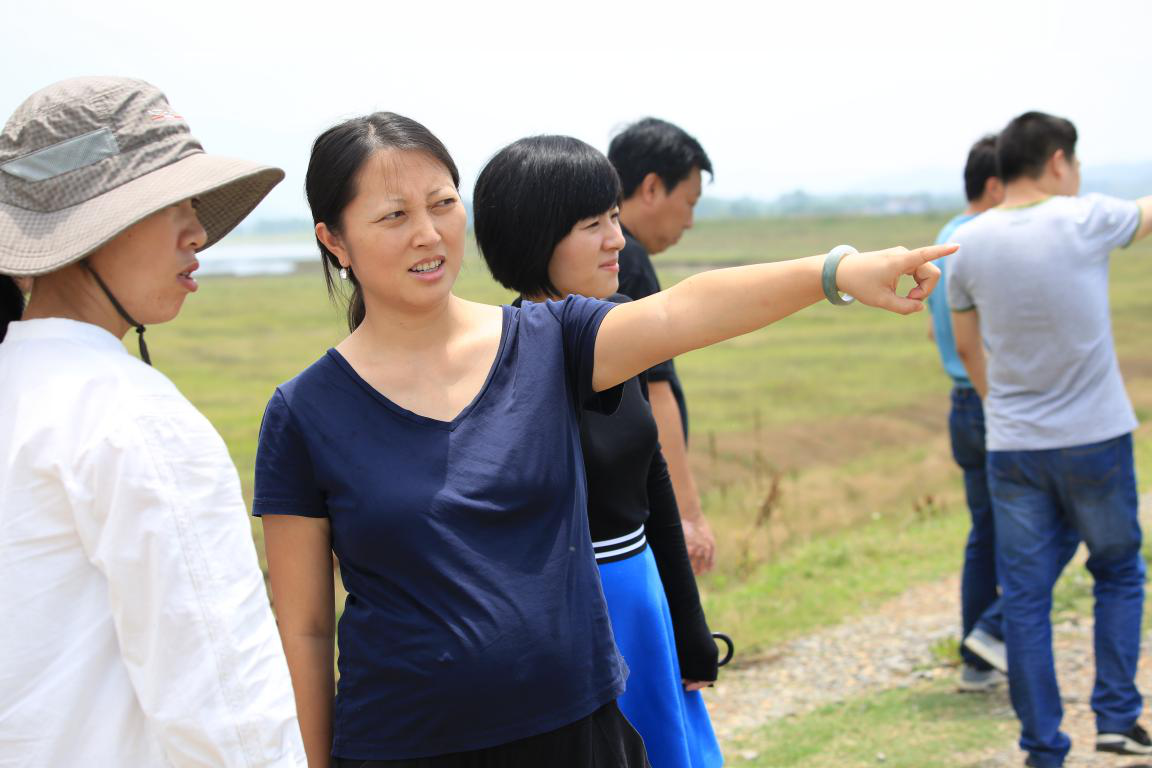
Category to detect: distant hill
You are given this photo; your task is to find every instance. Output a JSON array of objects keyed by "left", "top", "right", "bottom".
[
  {"left": 1082, "top": 162, "right": 1152, "bottom": 199},
  {"left": 694, "top": 191, "right": 963, "bottom": 219},
  {"left": 232, "top": 162, "right": 1152, "bottom": 237}
]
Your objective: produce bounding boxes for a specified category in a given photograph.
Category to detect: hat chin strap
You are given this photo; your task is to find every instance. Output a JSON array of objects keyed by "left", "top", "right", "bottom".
[{"left": 82, "top": 262, "right": 151, "bottom": 366}]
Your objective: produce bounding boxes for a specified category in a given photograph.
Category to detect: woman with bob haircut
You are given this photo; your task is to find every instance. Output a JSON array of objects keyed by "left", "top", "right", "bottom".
[
  {"left": 473, "top": 134, "right": 723, "bottom": 768},
  {"left": 0, "top": 78, "right": 305, "bottom": 767},
  {"left": 256, "top": 110, "right": 953, "bottom": 767}
]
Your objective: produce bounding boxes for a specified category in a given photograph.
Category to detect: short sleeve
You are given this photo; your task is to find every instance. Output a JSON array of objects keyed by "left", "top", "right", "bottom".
[
  {"left": 253, "top": 389, "right": 327, "bottom": 518},
  {"left": 947, "top": 249, "right": 975, "bottom": 312},
  {"left": 1075, "top": 193, "right": 1142, "bottom": 252},
  {"left": 545, "top": 294, "right": 623, "bottom": 415}
]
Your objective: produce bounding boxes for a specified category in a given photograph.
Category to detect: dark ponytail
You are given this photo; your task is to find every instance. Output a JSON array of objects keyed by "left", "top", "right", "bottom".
[
  {"left": 1, "top": 275, "right": 25, "bottom": 342},
  {"left": 305, "top": 112, "right": 460, "bottom": 333}
]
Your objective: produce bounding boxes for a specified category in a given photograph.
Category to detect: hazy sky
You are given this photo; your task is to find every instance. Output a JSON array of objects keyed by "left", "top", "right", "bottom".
[{"left": 2, "top": 0, "right": 1149, "bottom": 220}]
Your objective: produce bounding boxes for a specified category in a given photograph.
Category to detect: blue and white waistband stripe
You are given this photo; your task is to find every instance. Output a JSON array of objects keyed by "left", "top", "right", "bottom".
[{"left": 592, "top": 525, "right": 647, "bottom": 563}]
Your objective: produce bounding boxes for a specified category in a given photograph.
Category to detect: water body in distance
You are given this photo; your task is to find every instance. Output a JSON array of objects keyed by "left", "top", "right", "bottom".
[{"left": 199, "top": 241, "right": 317, "bottom": 277}]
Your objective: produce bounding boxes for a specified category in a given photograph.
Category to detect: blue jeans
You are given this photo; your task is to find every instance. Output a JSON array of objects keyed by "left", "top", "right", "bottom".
[
  {"left": 949, "top": 387, "right": 1003, "bottom": 667},
  {"left": 989, "top": 433, "right": 1145, "bottom": 767}
]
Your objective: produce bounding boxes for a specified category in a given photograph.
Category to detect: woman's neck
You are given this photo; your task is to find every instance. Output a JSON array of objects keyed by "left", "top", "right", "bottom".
[
  {"left": 21, "top": 265, "right": 130, "bottom": 338},
  {"left": 342, "top": 292, "right": 464, "bottom": 359}
]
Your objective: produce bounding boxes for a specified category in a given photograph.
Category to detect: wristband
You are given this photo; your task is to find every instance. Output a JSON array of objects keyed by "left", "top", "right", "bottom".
[{"left": 821, "top": 245, "right": 858, "bottom": 306}]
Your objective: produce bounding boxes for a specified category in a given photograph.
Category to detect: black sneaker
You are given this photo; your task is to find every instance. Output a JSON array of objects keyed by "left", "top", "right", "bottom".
[{"left": 1097, "top": 723, "right": 1152, "bottom": 755}]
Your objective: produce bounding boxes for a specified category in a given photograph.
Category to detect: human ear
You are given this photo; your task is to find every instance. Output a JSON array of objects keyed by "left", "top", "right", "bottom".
[
  {"left": 316, "top": 222, "right": 350, "bottom": 268},
  {"left": 984, "top": 176, "right": 1005, "bottom": 205},
  {"left": 640, "top": 172, "right": 665, "bottom": 204}
]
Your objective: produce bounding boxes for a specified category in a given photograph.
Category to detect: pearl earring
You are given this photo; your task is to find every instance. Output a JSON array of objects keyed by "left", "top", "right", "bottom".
[{"left": 339, "top": 267, "right": 349, "bottom": 280}]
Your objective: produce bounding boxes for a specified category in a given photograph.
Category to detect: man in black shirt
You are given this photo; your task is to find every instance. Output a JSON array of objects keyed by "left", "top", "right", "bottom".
[{"left": 609, "top": 117, "right": 715, "bottom": 573}]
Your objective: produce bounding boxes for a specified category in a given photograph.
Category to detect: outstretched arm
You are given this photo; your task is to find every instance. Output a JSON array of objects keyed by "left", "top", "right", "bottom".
[{"left": 592, "top": 245, "right": 954, "bottom": 392}]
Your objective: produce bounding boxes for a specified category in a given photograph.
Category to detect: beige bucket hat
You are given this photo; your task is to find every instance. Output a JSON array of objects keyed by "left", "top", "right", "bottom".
[{"left": 0, "top": 77, "right": 284, "bottom": 277}]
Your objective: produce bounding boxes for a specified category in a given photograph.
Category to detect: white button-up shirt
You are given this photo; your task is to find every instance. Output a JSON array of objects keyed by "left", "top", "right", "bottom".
[{"left": 0, "top": 319, "right": 305, "bottom": 767}]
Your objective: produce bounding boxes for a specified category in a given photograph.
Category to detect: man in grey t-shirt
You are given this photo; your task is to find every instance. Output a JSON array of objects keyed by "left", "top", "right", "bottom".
[{"left": 949, "top": 111, "right": 1152, "bottom": 768}]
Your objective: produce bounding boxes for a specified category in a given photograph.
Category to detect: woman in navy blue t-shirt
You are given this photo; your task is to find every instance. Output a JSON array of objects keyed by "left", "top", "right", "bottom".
[
  {"left": 474, "top": 135, "right": 724, "bottom": 768},
  {"left": 255, "top": 112, "right": 954, "bottom": 768}
]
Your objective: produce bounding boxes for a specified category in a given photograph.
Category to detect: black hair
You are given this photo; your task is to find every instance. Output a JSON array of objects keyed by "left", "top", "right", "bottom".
[
  {"left": 1, "top": 276, "right": 25, "bottom": 342},
  {"left": 474, "top": 135, "right": 621, "bottom": 297},
  {"left": 996, "top": 111, "right": 1078, "bottom": 184},
  {"left": 607, "top": 117, "right": 712, "bottom": 200},
  {"left": 963, "top": 134, "right": 1000, "bottom": 202},
  {"left": 305, "top": 112, "right": 460, "bottom": 332}
]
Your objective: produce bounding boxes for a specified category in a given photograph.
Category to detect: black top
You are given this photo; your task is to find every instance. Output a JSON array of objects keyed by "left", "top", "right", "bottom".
[
  {"left": 617, "top": 227, "right": 690, "bottom": 439},
  {"left": 579, "top": 294, "right": 717, "bottom": 682}
]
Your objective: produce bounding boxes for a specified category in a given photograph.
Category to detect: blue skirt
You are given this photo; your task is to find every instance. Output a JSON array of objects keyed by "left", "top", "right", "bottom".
[{"left": 598, "top": 546, "right": 723, "bottom": 768}]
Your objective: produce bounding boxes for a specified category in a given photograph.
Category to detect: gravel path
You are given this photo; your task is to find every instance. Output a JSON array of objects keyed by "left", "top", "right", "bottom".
[
  {"left": 963, "top": 616, "right": 1152, "bottom": 767},
  {"left": 706, "top": 571, "right": 1152, "bottom": 767},
  {"left": 708, "top": 576, "right": 961, "bottom": 738}
]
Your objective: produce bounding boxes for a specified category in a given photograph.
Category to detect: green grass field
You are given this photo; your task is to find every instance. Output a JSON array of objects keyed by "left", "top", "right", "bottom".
[
  {"left": 727, "top": 677, "right": 1019, "bottom": 768},
  {"left": 147, "top": 215, "right": 1152, "bottom": 647},
  {"left": 139, "top": 214, "right": 1152, "bottom": 762}
]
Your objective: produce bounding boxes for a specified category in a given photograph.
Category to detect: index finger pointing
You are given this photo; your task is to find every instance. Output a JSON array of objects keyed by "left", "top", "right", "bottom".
[{"left": 903, "top": 243, "right": 958, "bottom": 267}]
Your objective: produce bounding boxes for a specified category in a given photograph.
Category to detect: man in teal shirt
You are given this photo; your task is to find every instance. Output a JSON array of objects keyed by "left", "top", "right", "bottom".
[{"left": 926, "top": 135, "right": 1005, "bottom": 692}]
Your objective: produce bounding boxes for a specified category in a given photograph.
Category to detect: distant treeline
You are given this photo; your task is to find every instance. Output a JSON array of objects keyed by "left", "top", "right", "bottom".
[
  {"left": 235, "top": 162, "right": 1151, "bottom": 236},
  {"left": 235, "top": 193, "right": 961, "bottom": 238}
]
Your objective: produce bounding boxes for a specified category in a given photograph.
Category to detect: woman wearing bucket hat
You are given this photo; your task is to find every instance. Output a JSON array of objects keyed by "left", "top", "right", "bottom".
[
  {"left": 255, "top": 110, "right": 952, "bottom": 767},
  {"left": 0, "top": 78, "right": 305, "bottom": 767}
]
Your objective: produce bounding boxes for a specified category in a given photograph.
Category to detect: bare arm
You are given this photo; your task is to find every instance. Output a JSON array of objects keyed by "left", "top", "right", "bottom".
[
  {"left": 1132, "top": 196, "right": 1152, "bottom": 243},
  {"left": 262, "top": 516, "right": 336, "bottom": 768},
  {"left": 951, "top": 309, "right": 987, "bottom": 399},
  {"left": 649, "top": 381, "right": 713, "bottom": 573},
  {"left": 592, "top": 245, "right": 953, "bottom": 392}
]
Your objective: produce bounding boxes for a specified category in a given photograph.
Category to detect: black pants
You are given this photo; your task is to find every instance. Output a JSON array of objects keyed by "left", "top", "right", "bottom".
[{"left": 335, "top": 701, "right": 650, "bottom": 768}]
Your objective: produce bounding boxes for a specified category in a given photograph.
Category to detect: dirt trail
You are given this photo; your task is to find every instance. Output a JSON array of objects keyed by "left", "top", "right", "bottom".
[
  {"left": 708, "top": 576, "right": 960, "bottom": 736},
  {"left": 707, "top": 572, "right": 1152, "bottom": 767},
  {"left": 962, "top": 617, "right": 1152, "bottom": 767}
]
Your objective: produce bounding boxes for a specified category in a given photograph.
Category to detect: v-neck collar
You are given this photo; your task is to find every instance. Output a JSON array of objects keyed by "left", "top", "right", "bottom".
[{"left": 326, "top": 306, "right": 511, "bottom": 432}]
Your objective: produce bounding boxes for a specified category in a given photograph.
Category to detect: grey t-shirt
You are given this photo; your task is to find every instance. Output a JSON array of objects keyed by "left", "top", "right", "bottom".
[{"left": 948, "top": 194, "right": 1141, "bottom": 451}]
